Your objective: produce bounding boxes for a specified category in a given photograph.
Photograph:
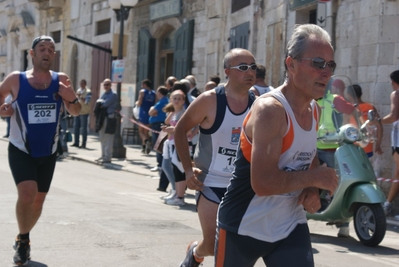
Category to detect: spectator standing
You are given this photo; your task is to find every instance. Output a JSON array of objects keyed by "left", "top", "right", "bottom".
[
  {"left": 136, "top": 79, "right": 156, "bottom": 154},
  {"left": 71, "top": 79, "right": 91, "bottom": 148},
  {"left": 209, "top": 75, "right": 221, "bottom": 86},
  {"left": 381, "top": 70, "right": 399, "bottom": 220},
  {"left": 185, "top": 75, "right": 201, "bottom": 97},
  {"left": 0, "top": 35, "right": 81, "bottom": 265},
  {"left": 163, "top": 90, "right": 187, "bottom": 206},
  {"left": 175, "top": 48, "right": 257, "bottom": 267},
  {"left": 215, "top": 24, "right": 338, "bottom": 267},
  {"left": 180, "top": 79, "right": 196, "bottom": 106},
  {"left": 165, "top": 76, "right": 177, "bottom": 93},
  {"left": 94, "top": 79, "right": 118, "bottom": 164},
  {"left": 204, "top": 81, "right": 217, "bottom": 91},
  {"left": 249, "top": 64, "right": 274, "bottom": 96},
  {"left": 351, "top": 84, "right": 383, "bottom": 157},
  {"left": 149, "top": 86, "right": 170, "bottom": 192}
]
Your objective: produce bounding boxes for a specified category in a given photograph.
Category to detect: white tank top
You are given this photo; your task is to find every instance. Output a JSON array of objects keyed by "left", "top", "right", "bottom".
[
  {"left": 217, "top": 90, "right": 319, "bottom": 242},
  {"left": 391, "top": 120, "right": 399, "bottom": 148}
]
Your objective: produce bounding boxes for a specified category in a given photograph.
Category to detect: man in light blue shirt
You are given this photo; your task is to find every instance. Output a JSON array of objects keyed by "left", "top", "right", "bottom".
[{"left": 97, "top": 78, "right": 118, "bottom": 164}]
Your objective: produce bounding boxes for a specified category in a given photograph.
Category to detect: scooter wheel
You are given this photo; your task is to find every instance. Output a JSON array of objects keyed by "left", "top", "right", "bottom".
[{"left": 353, "top": 203, "right": 386, "bottom": 247}]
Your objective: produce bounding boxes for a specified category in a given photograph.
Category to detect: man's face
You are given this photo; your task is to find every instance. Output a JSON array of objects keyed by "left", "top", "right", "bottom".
[
  {"left": 31, "top": 41, "right": 56, "bottom": 70},
  {"left": 80, "top": 81, "right": 86, "bottom": 89},
  {"left": 103, "top": 81, "right": 111, "bottom": 92},
  {"left": 290, "top": 39, "right": 335, "bottom": 100},
  {"left": 225, "top": 52, "right": 256, "bottom": 90}
]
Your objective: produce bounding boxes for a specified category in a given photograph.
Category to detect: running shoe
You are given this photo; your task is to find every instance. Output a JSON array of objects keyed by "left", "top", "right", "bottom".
[
  {"left": 180, "top": 241, "right": 203, "bottom": 267},
  {"left": 160, "top": 190, "right": 176, "bottom": 200},
  {"left": 165, "top": 196, "right": 186, "bottom": 206},
  {"left": 13, "top": 239, "right": 31, "bottom": 266},
  {"left": 13, "top": 234, "right": 20, "bottom": 251}
]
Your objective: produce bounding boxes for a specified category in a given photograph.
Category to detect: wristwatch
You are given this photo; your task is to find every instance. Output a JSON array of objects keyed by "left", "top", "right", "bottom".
[
  {"left": 377, "top": 118, "right": 382, "bottom": 124},
  {"left": 69, "top": 98, "right": 79, "bottom": 104}
]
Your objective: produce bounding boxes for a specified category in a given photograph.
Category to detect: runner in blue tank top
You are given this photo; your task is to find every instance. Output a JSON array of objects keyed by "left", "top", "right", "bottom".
[{"left": 0, "top": 35, "right": 81, "bottom": 265}]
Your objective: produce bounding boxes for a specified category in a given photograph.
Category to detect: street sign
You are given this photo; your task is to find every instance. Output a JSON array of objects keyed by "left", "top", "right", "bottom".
[
  {"left": 112, "top": 60, "right": 124, "bottom": 83},
  {"left": 317, "top": 2, "right": 327, "bottom": 28}
]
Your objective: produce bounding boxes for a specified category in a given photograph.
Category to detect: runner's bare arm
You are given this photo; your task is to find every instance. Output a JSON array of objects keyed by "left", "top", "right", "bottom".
[{"left": 58, "top": 74, "right": 81, "bottom": 116}]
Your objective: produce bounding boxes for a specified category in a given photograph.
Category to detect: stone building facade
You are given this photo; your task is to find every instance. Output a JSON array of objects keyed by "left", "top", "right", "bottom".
[{"left": 0, "top": 0, "right": 399, "bottom": 205}]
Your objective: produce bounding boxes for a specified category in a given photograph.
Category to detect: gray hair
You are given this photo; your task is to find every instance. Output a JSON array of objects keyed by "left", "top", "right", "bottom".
[
  {"left": 185, "top": 75, "right": 197, "bottom": 86},
  {"left": 286, "top": 24, "right": 332, "bottom": 67}
]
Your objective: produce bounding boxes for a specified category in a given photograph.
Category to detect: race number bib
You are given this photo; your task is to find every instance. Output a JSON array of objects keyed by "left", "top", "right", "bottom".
[
  {"left": 27, "top": 103, "right": 57, "bottom": 124},
  {"left": 214, "top": 146, "right": 237, "bottom": 173}
]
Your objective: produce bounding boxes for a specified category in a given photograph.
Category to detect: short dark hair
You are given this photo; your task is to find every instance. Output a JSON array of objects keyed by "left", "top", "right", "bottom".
[
  {"left": 256, "top": 64, "right": 266, "bottom": 79},
  {"left": 390, "top": 70, "right": 399, "bottom": 85},
  {"left": 209, "top": 75, "right": 220, "bottom": 85},
  {"left": 31, "top": 35, "right": 55, "bottom": 49},
  {"left": 142, "top": 79, "right": 152, "bottom": 88},
  {"left": 171, "top": 81, "right": 188, "bottom": 93},
  {"left": 157, "top": 86, "right": 168, "bottom": 96},
  {"left": 352, "top": 84, "right": 362, "bottom": 98}
]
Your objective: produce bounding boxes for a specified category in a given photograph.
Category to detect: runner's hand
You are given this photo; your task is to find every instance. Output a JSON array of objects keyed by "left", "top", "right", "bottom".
[{"left": 185, "top": 167, "right": 203, "bottom": 191}]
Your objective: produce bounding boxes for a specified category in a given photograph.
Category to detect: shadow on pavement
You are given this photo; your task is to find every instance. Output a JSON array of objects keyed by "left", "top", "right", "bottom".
[
  {"left": 310, "top": 233, "right": 399, "bottom": 256},
  {"left": 23, "top": 261, "right": 48, "bottom": 267}
]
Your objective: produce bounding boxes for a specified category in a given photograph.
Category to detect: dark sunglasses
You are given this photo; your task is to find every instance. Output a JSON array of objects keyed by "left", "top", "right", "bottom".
[
  {"left": 104, "top": 83, "right": 111, "bottom": 86},
  {"left": 229, "top": 64, "right": 257, "bottom": 72},
  {"left": 299, "top": 58, "right": 336, "bottom": 72}
]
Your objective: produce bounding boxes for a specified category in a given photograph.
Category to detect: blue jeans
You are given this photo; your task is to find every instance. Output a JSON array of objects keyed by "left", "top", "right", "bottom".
[
  {"left": 73, "top": 114, "right": 89, "bottom": 145},
  {"left": 317, "top": 149, "right": 335, "bottom": 168}
]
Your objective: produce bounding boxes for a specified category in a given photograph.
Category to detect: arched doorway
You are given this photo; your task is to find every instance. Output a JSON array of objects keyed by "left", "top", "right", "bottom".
[{"left": 158, "top": 29, "right": 175, "bottom": 86}]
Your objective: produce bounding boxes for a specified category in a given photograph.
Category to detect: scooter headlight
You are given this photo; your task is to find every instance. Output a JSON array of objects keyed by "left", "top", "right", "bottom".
[{"left": 340, "top": 124, "right": 360, "bottom": 143}]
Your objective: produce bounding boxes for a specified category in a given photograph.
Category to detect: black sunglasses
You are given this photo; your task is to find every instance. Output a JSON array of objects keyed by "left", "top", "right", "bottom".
[
  {"left": 229, "top": 64, "right": 257, "bottom": 72},
  {"left": 299, "top": 57, "right": 336, "bottom": 72}
]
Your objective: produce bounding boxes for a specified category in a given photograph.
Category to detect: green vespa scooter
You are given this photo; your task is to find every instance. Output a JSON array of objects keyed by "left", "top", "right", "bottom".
[{"left": 307, "top": 75, "right": 386, "bottom": 247}]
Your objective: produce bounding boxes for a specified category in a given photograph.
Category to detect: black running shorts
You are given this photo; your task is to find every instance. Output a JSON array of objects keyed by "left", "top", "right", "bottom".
[
  {"left": 8, "top": 143, "right": 57, "bottom": 192},
  {"left": 215, "top": 224, "right": 314, "bottom": 267}
]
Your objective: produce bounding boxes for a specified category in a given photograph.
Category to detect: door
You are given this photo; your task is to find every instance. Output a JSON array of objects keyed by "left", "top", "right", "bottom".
[
  {"left": 89, "top": 42, "right": 112, "bottom": 131},
  {"left": 137, "top": 29, "right": 155, "bottom": 97},
  {"left": 173, "top": 19, "right": 194, "bottom": 79},
  {"left": 229, "top": 22, "right": 250, "bottom": 49}
]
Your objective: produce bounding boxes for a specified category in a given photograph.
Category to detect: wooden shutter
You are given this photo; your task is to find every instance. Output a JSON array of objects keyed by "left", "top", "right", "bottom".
[
  {"left": 229, "top": 22, "right": 250, "bottom": 50},
  {"left": 89, "top": 42, "right": 111, "bottom": 131},
  {"left": 173, "top": 19, "right": 194, "bottom": 79},
  {"left": 136, "top": 29, "right": 155, "bottom": 96}
]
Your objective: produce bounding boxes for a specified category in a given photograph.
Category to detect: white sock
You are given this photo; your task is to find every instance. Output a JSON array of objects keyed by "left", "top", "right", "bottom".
[{"left": 193, "top": 247, "right": 204, "bottom": 260}]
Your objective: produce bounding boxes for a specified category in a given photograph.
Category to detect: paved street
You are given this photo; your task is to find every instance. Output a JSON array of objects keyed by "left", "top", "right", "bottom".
[{"left": 0, "top": 119, "right": 398, "bottom": 266}]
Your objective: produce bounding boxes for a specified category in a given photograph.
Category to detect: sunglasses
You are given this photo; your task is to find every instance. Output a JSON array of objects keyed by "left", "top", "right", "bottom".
[
  {"left": 229, "top": 64, "right": 257, "bottom": 72},
  {"left": 104, "top": 83, "right": 111, "bottom": 86},
  {"left": 299, "top": 58, "right": 336, "bottom": 72}
]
